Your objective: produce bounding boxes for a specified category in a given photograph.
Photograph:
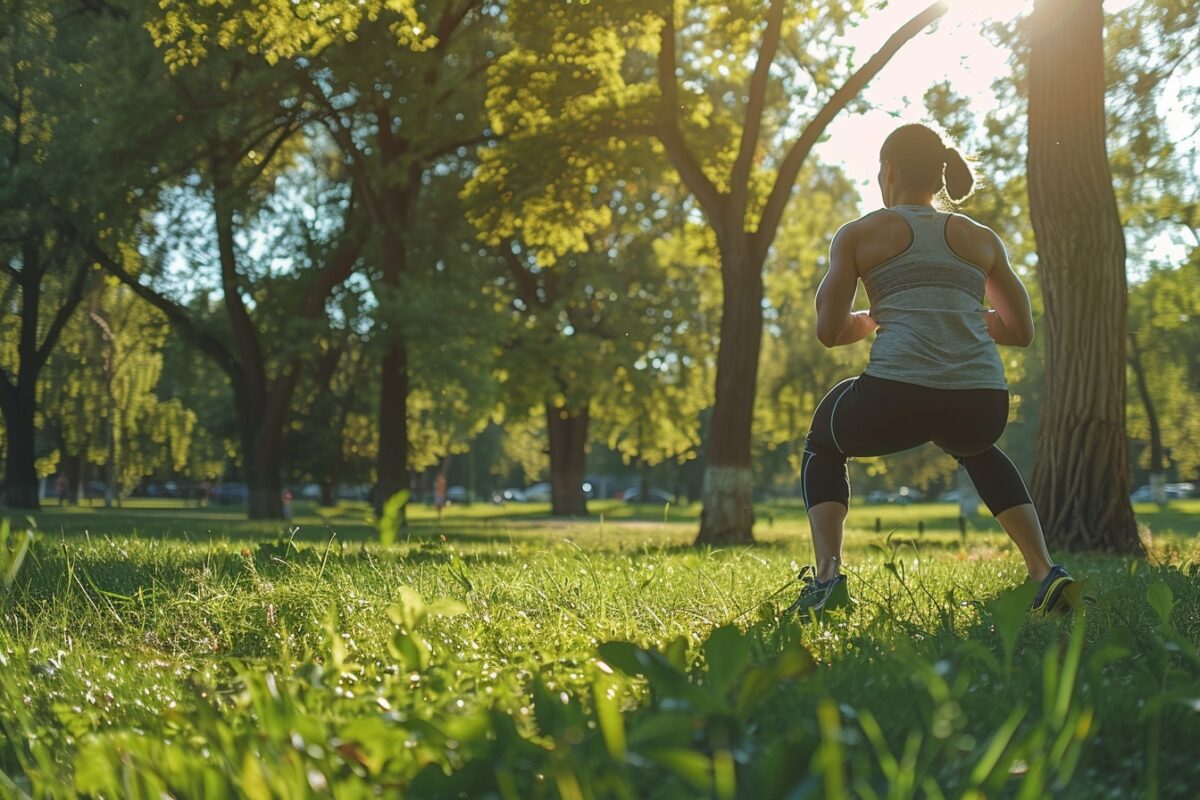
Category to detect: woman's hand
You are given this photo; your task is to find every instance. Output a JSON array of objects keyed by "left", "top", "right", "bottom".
[
  {"left": 830, "top": 310, "right": 879, "bottom": 346},
  {"left": 983, "top": 308, "right": 1031, "bottom": 347}
]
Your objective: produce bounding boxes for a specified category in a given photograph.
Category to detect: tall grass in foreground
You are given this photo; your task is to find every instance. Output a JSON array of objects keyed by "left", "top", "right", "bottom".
[{"left": 0, "top": 517, "right": 1197, "bottom": 798}]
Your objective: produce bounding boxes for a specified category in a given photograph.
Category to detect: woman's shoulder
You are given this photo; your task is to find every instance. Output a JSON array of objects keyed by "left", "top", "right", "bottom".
[
  {"left": 841, "top": 208, "right": 909, "bottom": 238},
  {"left": 944, "top": 212, "right": 1005, "bottom": 273}
]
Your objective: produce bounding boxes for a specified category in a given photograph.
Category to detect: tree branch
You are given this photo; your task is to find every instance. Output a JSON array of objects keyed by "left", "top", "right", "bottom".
[
  {"left": 238, "top": 113, "right": 309, "bottom": 185},
  {"left": 432, "top": 0, "right": 482, "bottom": 54},
  {"left": 297, "top": 200, "right": 366, "bottom": 319},
  {"left": 654, "top": 6, "right": 726, "bottom": 229},
  {"left": 729, "top": 0, "right": 786, "bottom": 217},
  {"left": 501, "top": 242, "right": 543, "bottom": 308},
  {"left": 298, "top": 70, "right": 386, "bottom": 223},
  {"left": 754, "top": 1, "right": 948, "bottom": 257},
  {"left": 33, "top": 256, "right": 90, "bottom": 371},
  {"left": 68, "top": 222, "right": 242, "bottom": 380},
  {"left": 421, "top": 132, "right": 495, "bottom": 163}
]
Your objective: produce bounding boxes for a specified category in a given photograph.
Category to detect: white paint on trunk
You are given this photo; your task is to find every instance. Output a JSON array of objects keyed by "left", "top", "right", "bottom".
[{"left": 697, "top": 465, "right": 755, "bottom": 544}]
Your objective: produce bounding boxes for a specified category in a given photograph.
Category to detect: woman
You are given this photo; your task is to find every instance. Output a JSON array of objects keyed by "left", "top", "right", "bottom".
[{"left": 787, "top": 123, "right": 1073, "bottom": 618}]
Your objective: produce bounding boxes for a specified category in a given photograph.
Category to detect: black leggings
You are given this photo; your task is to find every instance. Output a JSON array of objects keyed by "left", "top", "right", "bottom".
[{"left": 801, "top": 373, "right": 1032, "bottom": 516}]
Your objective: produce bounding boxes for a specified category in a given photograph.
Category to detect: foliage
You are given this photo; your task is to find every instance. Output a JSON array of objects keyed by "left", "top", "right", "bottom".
[
  {"left": 39, "top": 281, "right": 201, "bottom": 499},
  {"left": 0, "top": 508, "right": 1197, "bottom": 796}
]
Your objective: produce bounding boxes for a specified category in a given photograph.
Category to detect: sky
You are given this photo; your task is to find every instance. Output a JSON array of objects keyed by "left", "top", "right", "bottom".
[
  {"left": 816, "top": 0, "right": 1139, "bottom": 202},
  {"left": 813, "top": 0, "right": 1189, "bottom": 270}
]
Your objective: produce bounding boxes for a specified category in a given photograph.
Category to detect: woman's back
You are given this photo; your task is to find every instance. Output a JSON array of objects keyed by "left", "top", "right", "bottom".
[{"left": 851, "top": 205, "right": 1006, "bottom": 390}]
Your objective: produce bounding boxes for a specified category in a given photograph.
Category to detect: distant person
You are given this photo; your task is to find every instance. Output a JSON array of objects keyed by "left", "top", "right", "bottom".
[
  {"left": 434, "top": 473, "right": 448, "bottom": 520},
  {"left": 788, "top": 123, "right": 1073, "bottom": 618},
  {"left": 55, "top": 473, "right": 68, "bottom": 506}
]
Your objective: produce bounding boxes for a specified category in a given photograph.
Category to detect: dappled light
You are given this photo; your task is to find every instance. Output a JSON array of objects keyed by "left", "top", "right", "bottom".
[{"left": 2, "top": 0, "right": 1197, "bottom": 795}]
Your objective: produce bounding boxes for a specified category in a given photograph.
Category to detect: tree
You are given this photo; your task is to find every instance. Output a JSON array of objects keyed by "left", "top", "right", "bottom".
[
  {"left": 1126, "top": 262, "right": 1200, "bottom": 485},
  {"left": 153, "top": 0, "right": 504, "bottom": 513},
  {"left": 495, "top": 201, "right": 712, "bottom": 516},
  {"left": 0, "top": 1, "right": 148, "bottom": 508},
  {"left": 473, "top": 0, "right": 948, "bottom": 543},
  {"left": 40, "top": 280, "right": 200, "bottom": 504},
  {"left": 1026, "top": 0, "right": 1139, "bottom": 552},
  {"left": 283, "top": 284, "right": 374, "bottom": 506},
  {"left": 80, "top": 117, "right": 366, "bottom": 518}
]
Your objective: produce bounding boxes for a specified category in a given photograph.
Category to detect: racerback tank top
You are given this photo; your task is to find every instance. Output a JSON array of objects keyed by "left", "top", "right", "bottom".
[{"left": 861, "top": 205, "right": 1007, "bottom": 391}]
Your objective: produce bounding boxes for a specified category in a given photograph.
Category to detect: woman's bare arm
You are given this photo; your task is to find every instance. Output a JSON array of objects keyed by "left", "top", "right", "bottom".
[
  {"left": 816, "top": 223, "right": 878, "bottom": 347},
  {"left": 983, "top": 232, "right": 1034, "bottom": 347}
]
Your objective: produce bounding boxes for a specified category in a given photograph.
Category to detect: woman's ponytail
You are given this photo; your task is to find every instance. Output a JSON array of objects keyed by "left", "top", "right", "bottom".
[{"left": 943, "top": 147, "right": 975, "bottom": 203}]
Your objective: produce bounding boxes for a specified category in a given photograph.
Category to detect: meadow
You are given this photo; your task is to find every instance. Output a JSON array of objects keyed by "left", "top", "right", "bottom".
[{"left": 1, "top": 499, "right": 1198, "bottom": 798}]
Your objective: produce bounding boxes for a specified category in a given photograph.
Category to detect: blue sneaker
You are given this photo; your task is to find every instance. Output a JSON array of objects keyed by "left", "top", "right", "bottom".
[
  {"left": 1031, "top": 565, "right": 1075, "bottom": 617},
  {"left": 785, "top": 565, "right": 852, "bottom": 616}
]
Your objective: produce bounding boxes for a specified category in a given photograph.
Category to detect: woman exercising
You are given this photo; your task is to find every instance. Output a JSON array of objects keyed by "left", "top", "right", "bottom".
[{"left": 787, "top": 123, "right": 1073, "bottom": 618}]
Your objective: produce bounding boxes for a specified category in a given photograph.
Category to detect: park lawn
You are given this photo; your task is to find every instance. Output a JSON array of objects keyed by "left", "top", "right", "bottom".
[{"left": 0, "top": 503, "right": 1198, "bottom": 798}]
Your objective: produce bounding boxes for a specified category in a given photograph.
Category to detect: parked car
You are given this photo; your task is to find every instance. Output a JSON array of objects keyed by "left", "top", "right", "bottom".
[
  {"left": 1130, "top": 485, "right": 1155, "bottom": 503},
  {"left": 1132, "top": 483, "right": 1196, "bottom": 502},
  {"left": 446, "top": 486, "right": 467, "bottom": 503},
  {"left": 210, "top": 483, "right": 249, "bottom": 504},
  {"left": 523, "top": 483, "right": 553, "bottom": 502},
  {"left": 337, "top": 484, "right": 372, "bottom": 501},
  {"left": 866, "top": 490, "right": 892, "bottom": 505},
  {"left": 1166, "top": 482, "right": 1195, "bottom": 499},
  {"left": 492, "top": 488, "right": 527, "bottom": 504},
  {"left": 623, "top": 488, "right": 674, "bottom": 505}
]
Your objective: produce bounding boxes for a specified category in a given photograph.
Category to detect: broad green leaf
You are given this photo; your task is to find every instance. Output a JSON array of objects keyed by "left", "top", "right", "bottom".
[
  {"left": 1147, "top": 580, "right": 1174, "bottom": 625},
  {"left": 703, "top": 625, "right": 751, "bottom": 696}
]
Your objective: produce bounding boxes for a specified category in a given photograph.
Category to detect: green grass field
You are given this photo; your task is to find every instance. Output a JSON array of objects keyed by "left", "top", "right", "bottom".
[{"left": 2, "top": 501, "right": 1198, "bottom": 798}]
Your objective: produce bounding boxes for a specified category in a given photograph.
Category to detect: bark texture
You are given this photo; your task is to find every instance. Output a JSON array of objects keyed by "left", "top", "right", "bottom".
[
  {"left": 1, "top": 397, "right": 39, "bottom": 509},
  {"left": 546, "top": 402, "right": 589, "bottom": 516},
  {"left": 695, "top": 251, "right": 763, "bottom": 544},
  {"left": 1027, "top": 0, "right": 1140, "bottom": 553}
]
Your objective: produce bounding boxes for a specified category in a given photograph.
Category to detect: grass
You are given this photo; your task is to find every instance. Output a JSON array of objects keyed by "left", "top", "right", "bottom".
[{"left": 1, "top": 501, "right": 1198, "bottom": 797}]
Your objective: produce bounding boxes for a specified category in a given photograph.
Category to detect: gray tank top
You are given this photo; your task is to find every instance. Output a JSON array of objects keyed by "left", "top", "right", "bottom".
[{"left": 861, "top": 205, "right": 1007, "bottom": 391}]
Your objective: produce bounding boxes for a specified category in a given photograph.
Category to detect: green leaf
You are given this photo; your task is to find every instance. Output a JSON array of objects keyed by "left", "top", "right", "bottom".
[
  {"left": 703, "top": 625, "right": 751, "bottom": 696},
  {"left": 642, "top": 747, "right": 713, "bottom": 792},
  {"left": 1147, "top": 580, "right": 1174, "bottom": 626},
  {"left": 389, "top": 629, "right": 427, "bottom": 671},
  {"left": 735, "top": 666, "right": 781, "bottom": 719},
  {"left": 531, "top": 675, "right": 564, "bottom": 739},
  {"left": 596, "top": 642, "right": 645, "bottom": 678},
  {"left": 969, "top": 705, "right": 1026, "bottom": 787},
  {"left": 626, "top": 712, "right": 696, "bottom": 749},
  {"left": 387, "top": 586, "right": 428, "bottom": 631},
  {"left": 378, "top": 490, "right": 410, "bottom": 546},
  {"left": 593, "top": 675, "right": 627, "bottom": 759},
  {"left": 986, "top": 582, "right": 1037, "bottom": 677}
]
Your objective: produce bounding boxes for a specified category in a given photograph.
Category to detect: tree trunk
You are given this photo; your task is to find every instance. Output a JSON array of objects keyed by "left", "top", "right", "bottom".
[
  {"left": 1128, "top": 332, "right": 1166, "bottom": 505},
  {"left": 231, "top": 377, "right": 284, "bottom": 519},
  {"left": 546, "top": 402, "right": 589, "bottom": 516},
  {"left": 246, "top": 432, "right": 284, "bottom": 519},
  {"left": 374, "top": 193, "right": 413, "bottom": 515},
  {"left": 1, "top": 394, "right": 40, "bottom": 510},
  {"left": 320, "top": 481, "right": 337, "bottom": 507},
  {"left": 375, "top": 334, "right": 410, "bottom": 515},
  {"left": 62, "top": 453, "right": 83, "bottom": 505},
  {"left": 696, "top": 246, "right": 763, "bottom": 544},
  {"left": 1027, "top": 0, "right": 1140, "bottom": 553}
]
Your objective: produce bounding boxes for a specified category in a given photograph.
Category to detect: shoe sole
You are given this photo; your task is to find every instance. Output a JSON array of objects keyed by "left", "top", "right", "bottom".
[
  {"left": 788, "top": 593, "right": 854, "bottom": 617},
  {"left": 1031, "top": 575, "right": 1074, "bottom": 617}
]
